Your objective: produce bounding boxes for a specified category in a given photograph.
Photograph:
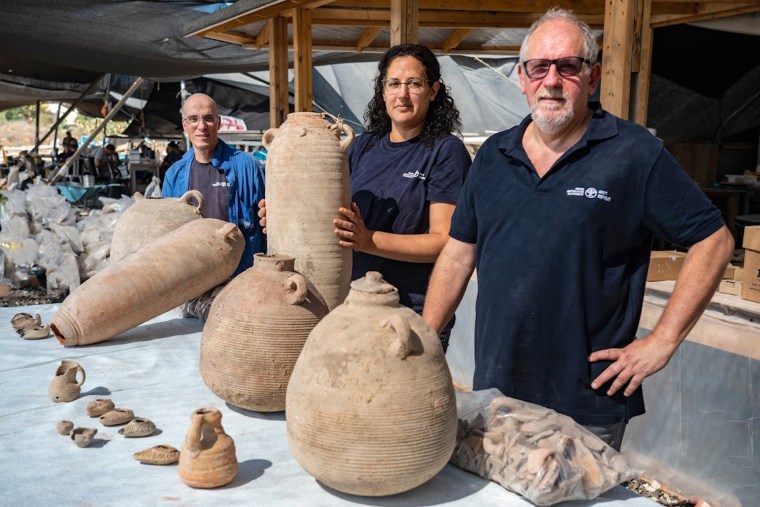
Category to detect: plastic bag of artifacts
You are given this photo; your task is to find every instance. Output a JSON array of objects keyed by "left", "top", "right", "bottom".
[{"left": 451, "top": 389, "right": 639, "bottom": 506}]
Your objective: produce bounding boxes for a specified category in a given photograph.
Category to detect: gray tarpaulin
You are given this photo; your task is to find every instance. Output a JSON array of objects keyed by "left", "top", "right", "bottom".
[{"left": 0, "top": 303, "right": 655, "bottom": 506}]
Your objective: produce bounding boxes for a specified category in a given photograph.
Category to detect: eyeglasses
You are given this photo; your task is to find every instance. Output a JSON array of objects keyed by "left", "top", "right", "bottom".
[
  {"left": 382, "top": 78, "right": 430, "bottom": 94},
  {"left": 522, "top": 57, "right": 591, "bottom": 79},
  {"left": 183, "top": 114, "right": 220, "bottom": 126}
]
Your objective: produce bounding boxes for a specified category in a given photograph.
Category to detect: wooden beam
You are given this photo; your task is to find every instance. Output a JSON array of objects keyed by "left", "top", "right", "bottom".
[
  {"left": 255, "top": 23, "right": 270, "bottom": 48},
  {"left": 311, "top": 39, "right": 520, "bottom": 54},
  {"left": 355, "top": 27, "right": 383, "bottom": 52},
  {"left": 188, "top": 0, "right": 335, "bottom": 38},
  {"left": 600, "top": 0, "right": 636, "bottom": 119},
  {"left": 269, "top": 16, "right": 289, "bottom": 128},
  {"left": 391, "top": 0, "right": 418, "bottom": 45},
  {"left": 651, "top": 3, "right": 760, "bottom": 26},
  {"left": 334, "top": 0, "right": 605, "bottom": 13},
  {"left": 293, "top": 8, "right": 313, "bottom": 112},
  {"left": 203, "top": 30, "right": 258, "bottom": 46},
  {"left": 632, "top": 0, "right": 653, "bottom": 126},
  {"left": 310, "top": 8, "right": 605, "bottom": 28},
  {"left": 441, "top": 28, "right": 472, "bottom": 53}
]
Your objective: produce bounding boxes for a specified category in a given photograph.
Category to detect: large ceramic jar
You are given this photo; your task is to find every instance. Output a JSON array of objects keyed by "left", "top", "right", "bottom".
[
  {"left": 262, "top": 112, "right": 354, "bottom": 310},
  {"left": 110, "top": 190, "right": 204, "bottom": 261},
  {"left": 285, "top": 271, "right": 457, "bottom": 496},
  {"left": 200, "top": 253, "right": 328, "bottom": 412},
  {"left": 51, "top": 218, "right": 244, "bottom": 346},
  {"left": 178, "top": 407, "right": 237, "bottom": 488}
]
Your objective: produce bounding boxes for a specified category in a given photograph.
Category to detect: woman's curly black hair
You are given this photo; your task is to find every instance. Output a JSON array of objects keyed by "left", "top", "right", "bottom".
[{"left": 363, "top": 44, "right": 462, "bottom": 146}]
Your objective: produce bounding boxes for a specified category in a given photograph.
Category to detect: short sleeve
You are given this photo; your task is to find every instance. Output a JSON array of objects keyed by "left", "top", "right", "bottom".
[
  {"left": 643, "top": 147, "right": 724, "bottom": 247},
  {"left": 427, "top": 136, "right": 471, "bottom": 203},
  {"left": 448, "top": 149, "right": 481, "bottom": 245}
]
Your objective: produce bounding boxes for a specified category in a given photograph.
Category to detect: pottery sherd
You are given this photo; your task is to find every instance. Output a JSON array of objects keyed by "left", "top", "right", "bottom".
[
  {"left": 70, "top": 427, "right": 98, "bottom": 448},
  {"left": 119, "top": 417, "right": 156, "bottom": 437},
  {"left": 99, "top": 408, "right": 134, "bottom": 426},
  {"left": 134, "top": 445, "right": 180, "bottom": 465},
  {"left": 56, "top": 420, "right": 74, "bottom": 435},
  {"left": 86, "top": 398, "right": 115, "bottom": 417}
]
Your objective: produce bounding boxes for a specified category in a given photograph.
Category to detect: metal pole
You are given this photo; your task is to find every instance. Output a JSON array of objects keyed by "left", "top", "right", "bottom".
[
  {"left": 52, "top": 102, "right": 62, "bottom": 157},
  {"left": 48, "top": 77, "right": 145, "bottom": 185},
  {"left": 180, "top": 80, "right": 189, "bottom": 151},
  {"left": 32, "top": 75, "right": 104, "bottom": 154},
  {"left": 34, "top": 100, "right": 40, "bottom": 151}
]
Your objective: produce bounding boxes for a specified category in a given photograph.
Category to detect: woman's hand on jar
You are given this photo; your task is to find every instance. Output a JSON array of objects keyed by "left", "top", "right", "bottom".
[
  {"left": 334, "top": 202, "right": 374, "bottom": 252},
  {"left": 257, "top": 198, "right": 267, "bottom": 234}
]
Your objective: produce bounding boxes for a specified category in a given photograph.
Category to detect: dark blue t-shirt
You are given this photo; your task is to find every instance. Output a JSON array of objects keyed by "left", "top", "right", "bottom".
[
  {"left": 349, "top": 132, "right": 471, "bottom": 314},
  {"left": 450, "top": 105, "right": 724, "bottom": 425},
  {"left": 189, "top": 158, "right": 229, "bottom": 222}
]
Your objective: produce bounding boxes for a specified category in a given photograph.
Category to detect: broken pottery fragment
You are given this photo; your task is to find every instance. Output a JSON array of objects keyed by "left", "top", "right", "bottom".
[
  {"left": 119, "top": 417, "right": 156, "bottom": 437},
  {"left": 133, "top": 445, "right": 180, "bottom": 465},
  {"left": 86, "top": 398, "right": 115, "bottom": 417},
  {"left": 70, "top": 427, "right": 98, "bottom": 448},
  {"left": 99, "top": 408, "right": 134, "bottom": 426},
  {"left": 47, "top": 359, "right": 85, "bottom": 402},
  {"left": 56, "top": 420, "right": 74, "bottom": 435},
  {"left": 11, "top": 312, "right": 40, "bottom": 333},
  {"left": 21, "top": 324, "right": 51, "bottom": 339}
]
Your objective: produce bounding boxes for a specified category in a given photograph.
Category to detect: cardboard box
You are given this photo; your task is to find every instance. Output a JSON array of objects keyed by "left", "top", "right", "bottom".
[
  {"left": 647, "top": 251, "right": 686, "bottom": 281},
  {"left": 741, "top": 226, "right": 760, "bottom": 302},
  {"left": 718, "top": 279, "right": 742, "bottom": 296}
]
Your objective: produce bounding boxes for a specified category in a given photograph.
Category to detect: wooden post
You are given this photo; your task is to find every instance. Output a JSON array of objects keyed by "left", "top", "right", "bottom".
[
  {"left": 600, "top": 0, "right": 636, "bottom": 119},
  {"left": 390, "top": 0, "right": 418, "bottom": 46},
  {"left": 269, "top": 16, "right": 289, "bottom": 127},
  {"left": 293, "top": 8, "right": 313, "bottom": 113},
  {"left": 631, "top": 0, "right": 653, "bottom": 126}
]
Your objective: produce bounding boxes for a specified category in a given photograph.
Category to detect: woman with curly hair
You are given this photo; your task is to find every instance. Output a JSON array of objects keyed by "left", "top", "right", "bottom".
[{"left": 334, "top": 43, "right": 471, "bottom": 350}]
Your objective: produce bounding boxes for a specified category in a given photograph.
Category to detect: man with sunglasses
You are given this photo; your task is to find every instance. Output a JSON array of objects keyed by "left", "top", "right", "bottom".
[
  {"left": 163, "top": 93, "right": 266, "bottom": 317},
  {"left": 423, "top": 8, "right": 733, "bottom": 449}
]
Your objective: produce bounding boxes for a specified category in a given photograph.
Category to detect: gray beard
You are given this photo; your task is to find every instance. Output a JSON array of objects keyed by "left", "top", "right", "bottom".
[{"left": 530, "top": 104, "right": 575, "bottom": 135}]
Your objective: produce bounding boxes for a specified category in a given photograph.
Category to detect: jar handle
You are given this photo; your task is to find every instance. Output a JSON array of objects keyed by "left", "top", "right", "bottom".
[
  {"left": 338, "top": 122, "right": 355, "bottom": 153},
  {"left": 179, "top": 190, "right": 205, "bottom": 215},
  {"left": 262, "top": 128, "right": 276, "bottom": 150},
  {"left": 134, "top": 191, "right": 145, "bottom": 200},
  {"left": 75, "top": 364, "right": 86, "bottom": 387},
  {"left": 215, "top": 223, "right": 239, "bottom": 242},
  {"left": 384, "top": 314, "right": 420, "bottom": 360},
  {"left": 285, "top": 273, "right": 308, "bottom": 305}
]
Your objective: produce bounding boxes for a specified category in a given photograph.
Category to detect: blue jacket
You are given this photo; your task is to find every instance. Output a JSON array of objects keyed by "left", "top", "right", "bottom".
[{"left": 162, "top": 139, "right": 266, "bottom": 277}]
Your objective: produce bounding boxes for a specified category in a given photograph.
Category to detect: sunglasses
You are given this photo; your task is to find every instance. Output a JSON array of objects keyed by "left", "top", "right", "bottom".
[
  {"left": 522, "top": 57, "right": 591, "bottom": 79},
  {"left": 183, "top": 114, "right": 220, "bottom": 126}
]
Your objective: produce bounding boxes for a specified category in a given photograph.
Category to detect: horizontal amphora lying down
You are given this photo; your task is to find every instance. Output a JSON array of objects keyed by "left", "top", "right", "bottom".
[{"left": 51, "top": 218, "right": 244, "bottom": 346}]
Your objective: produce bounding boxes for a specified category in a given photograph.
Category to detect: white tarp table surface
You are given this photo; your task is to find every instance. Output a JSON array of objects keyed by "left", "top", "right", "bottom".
[{"left": 0, "top": 303, "right": 655, "bottom": 507}]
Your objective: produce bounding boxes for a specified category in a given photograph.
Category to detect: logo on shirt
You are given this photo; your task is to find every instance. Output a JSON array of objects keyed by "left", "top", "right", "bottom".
[
  {"left": 212, "top": 181, "right": 230, "bottom": 187},
  {"left": 566, "top": 187, "right": 611, "bottom": 202},
  {"left": 402, "top": 170, "right": 426, "bottom": 180}
]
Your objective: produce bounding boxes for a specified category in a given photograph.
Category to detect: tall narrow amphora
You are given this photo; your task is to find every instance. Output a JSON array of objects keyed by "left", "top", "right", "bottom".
[
  {"left": 285, "top": 271, "right": 457, "bottom": 496},
  {"left": 178, "top": 408, "right": 238, "bottom": 488},
  {"left": 51, "top": 218, "right": 244, "bottom": 346},
  {"left": 262, "top": 112, "right": 354, "bottom": 309},
  {"left": 110, "top": 190, "right": 204, "bottom": 261},
  {"left": 200, "top": 253, "right": 328, "bottom": 412}
]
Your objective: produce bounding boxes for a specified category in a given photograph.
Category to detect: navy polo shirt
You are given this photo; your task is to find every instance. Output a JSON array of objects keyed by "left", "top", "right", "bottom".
[
  {"left": 450, "top": 104, "right": 724, "bottom": 425},
  {"left": 349, "top": 132, "right": 471, "bottom": 314}
]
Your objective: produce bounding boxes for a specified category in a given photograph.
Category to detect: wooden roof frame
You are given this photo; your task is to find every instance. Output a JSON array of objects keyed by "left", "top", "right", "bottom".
[{"left": 184, "top": 0, "right": 760, "bottom": 128}]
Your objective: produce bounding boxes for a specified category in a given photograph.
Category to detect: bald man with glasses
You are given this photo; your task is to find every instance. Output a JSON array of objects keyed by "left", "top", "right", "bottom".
[
  {"left": 162, "top": 93, "right": 266, "bottom": 309},
  {"left": 422, "top": 8, "right": 733, "bottom": 450}
]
